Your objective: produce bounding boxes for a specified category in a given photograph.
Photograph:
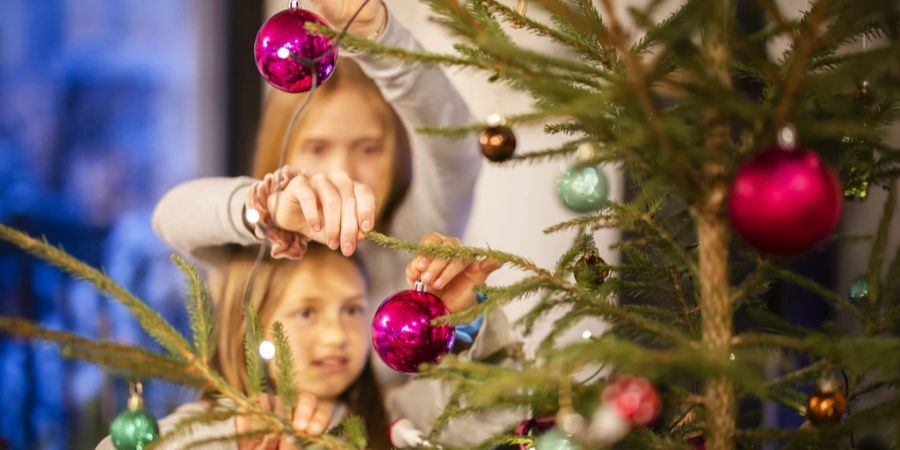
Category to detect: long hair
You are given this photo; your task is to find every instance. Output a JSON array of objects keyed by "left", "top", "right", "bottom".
[
  {"left": 251, "top": 58, "right": 411, "bottom": 232},
  {"left": 207, "top": 245, "right": 390, "bottom": 449}
]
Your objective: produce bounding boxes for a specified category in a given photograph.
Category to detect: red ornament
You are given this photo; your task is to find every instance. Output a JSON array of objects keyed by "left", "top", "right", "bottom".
[
  {"left": 514, "top": 417, "right": 555, "bottom": 450},
  {"left": 601, "top": 376, "right": 661, "bottom": 427},
  {"left": 728, "top": 147, "right": 843, "bottom": 256},
  {"left": 254, "top": 4, "right": 338, "bottom": 93},
  {"left": 371, "top": 284, "right": 455, "bottom": 373}
]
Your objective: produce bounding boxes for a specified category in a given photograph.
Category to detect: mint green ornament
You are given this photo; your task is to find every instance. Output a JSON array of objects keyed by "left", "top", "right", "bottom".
[
  {"left": 110, "top": 382, "right": 159, "bottom": 450},
  {"left": 848, "top": 275, "right": 869, "bottom": 304},
  {"left": 557, "top": 164, "right": 609, "bottom": 213},
  {"left": 535, "top": 428, "right": 581, "bottom": 450}
]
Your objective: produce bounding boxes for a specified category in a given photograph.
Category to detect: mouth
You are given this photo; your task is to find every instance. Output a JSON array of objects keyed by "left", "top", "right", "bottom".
[{"left": 312, "top": 356, "right": 349, "bottom": 373}]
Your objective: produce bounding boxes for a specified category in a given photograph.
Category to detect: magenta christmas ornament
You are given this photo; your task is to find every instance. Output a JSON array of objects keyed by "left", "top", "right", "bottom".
[
  {"left": 254, "top": 2, "right": 337, "bottom": 93},
  {"left": 728, "top": 144, "right": 843, "bottom": 256},
  {"left": 601, "top": 375, "right": 661, "bottom": 427},
  {"left": 372, "top": 281, "right": 455, "bottom": 373}
]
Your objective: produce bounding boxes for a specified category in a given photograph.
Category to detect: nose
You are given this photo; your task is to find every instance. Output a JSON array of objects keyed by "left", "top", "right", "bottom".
[
  {"left": 325, "top": 147, "right": 355, "bottom": 180},
  {"left": 317, "top": 313, "right": 348, "bottom": 348}
]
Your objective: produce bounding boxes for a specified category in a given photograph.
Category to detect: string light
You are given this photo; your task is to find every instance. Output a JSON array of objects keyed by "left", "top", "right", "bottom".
[{"left": 259, "top": 340, "right": 276, "bottom": 360}]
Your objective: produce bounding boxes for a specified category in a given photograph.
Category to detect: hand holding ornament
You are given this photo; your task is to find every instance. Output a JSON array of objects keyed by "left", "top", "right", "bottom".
[{"left": 236, "top": 392, "right": 335, "bottom": 450}]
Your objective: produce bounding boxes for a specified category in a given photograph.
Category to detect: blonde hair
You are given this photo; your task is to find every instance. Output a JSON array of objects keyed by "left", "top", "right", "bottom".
[
  {"left": 207, "top": 245, "right": 390, "bottom": 448},
  {"left": 252, "top": 59, "right": 411, "bottom": 230}
]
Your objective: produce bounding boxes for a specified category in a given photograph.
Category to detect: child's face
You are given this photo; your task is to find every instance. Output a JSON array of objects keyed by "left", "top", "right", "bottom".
[
  {"left": 287, "top": 86, "right": 393, "bottom": 218},
  {"left": 267, "top": 253, "right": 370, "bottom": 402}
]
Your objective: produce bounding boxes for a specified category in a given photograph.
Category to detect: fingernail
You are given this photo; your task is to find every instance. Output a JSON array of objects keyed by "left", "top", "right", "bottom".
[
  {"left": 313, "top": 224, "right": 322, "bottom": 232},
  {"left": 297, "top": 419, "right": 308, "bottom": 431},
  {"left": 362, "top": 220, "right": 373, "bottom": 231},
  {"left": 342, "top": 242, "right": 354, "bottom": 254},
  {"left": 433, "top": 278, "right": 443, "bottom": 289},
  {"left": 329, "top": 239, "right": 339, "bottom": 249},
  {"left": 422, "top": 272, "right": 432, "bottom": 282},
  {"left": 417, "top": 259, "right": 427, "bottom": 270}
]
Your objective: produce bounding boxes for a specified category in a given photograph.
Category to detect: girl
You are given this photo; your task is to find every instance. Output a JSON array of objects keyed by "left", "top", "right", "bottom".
[
  {"left": 153, "top": 0, "right": 481, "bottom": 304},
  {"left": 96, "top": 243, "right": 511, "bottom": 450},
  {"left": 152, "top": 0, "right": 496, "bottom": 388}
]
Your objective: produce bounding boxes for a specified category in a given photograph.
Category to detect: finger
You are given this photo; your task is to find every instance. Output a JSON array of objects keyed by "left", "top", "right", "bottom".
[
  {"left": 406, "top": 260, "right": 423, "bottom": 287},
  {"left": 354, "top": 182, "right": 376, "bottom": 232},
  {"left": 433, "top": 257, "right": 470, "bottom": 290},
  {"left": 291, "top": 175, "right": 322, "bottom": 233},
  {"left": 310, "top": 174, "right": 342, "bottom": 250},
  {"left": 416, "top": 232, "right": 444, "bottom": 277},
  {"left": 293, "top": 392, "right": 318, "bottom": 432},
  {"left": 330, "top": 172, "right": 359, "bottom": 256},
  {"left": 423, "top": 236, "right": 461, "bottom": 288},
  {"left": 307, "top": 401, "right": 334, "bottom": 436}
]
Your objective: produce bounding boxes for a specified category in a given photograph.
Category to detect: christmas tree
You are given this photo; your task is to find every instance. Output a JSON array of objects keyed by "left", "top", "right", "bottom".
[{"left": 3, "top": 0, "right": 900, "bottom": 449}]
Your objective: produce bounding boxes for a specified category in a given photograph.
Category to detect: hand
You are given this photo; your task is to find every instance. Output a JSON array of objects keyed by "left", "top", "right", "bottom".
[
  {"left": 260, "top": 170, "right": 376, "bottom": 256},
  {"left": 307, "top": 0, "right": 387, "bottom": 39},
  {"left": 405, "top": 232, "right": 501, "bottom": 313},
  {"left": 236, "top": 393, "right": 334, "bottom": 450}
]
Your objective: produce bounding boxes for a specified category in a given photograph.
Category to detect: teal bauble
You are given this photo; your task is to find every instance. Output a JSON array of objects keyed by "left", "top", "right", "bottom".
[
  {"left": 848, "top": 275, "right": 869, "bottom": 304},
  {"left": 535, "top": 428, "right": 581, "bottom": 450},
  {"left": 557, "top": 164, "right": 609, "bottom": 213},
  {"left": 110, "top": 409, "right": 159, "bottom": 450}
]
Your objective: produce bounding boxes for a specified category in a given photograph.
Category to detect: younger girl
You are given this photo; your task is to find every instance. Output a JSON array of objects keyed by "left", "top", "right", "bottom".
[{"left": 96, "top": 242, "right": 512, "bottom": 449}]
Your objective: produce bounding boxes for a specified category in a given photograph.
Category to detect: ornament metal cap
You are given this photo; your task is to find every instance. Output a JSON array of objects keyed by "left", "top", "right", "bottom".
[
  {"left": 288, "top": 0, "right": 301, "bottom": 12},
  {"left": 778, "top": 124, "right": 797, "bottom": 150},
  {"left": 486, "top": 113, "right": 506, "bottom": 127},
  {"left": 127, "top": 382, "right": 145, "bottom": 411},
  {"left": 414, "top": 278, "right": 427, "bottom": 293}
]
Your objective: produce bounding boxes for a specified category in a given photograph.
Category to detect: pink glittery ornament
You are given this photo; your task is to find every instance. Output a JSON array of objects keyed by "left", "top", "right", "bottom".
[{"left": 372, "top": 285, "right": 455, "bottom": 373}]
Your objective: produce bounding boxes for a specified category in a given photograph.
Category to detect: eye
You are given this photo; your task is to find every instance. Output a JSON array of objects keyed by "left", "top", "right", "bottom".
[
  {"left": 310, "top": 144, "right": 328, "bottom": 157},
  {"left": 292, "top": 307, "right": 316, "bottom": 320},
  {"left": 344, "top": 304, "right": 366, "bottom": 317},
  {"left": 357, "top": 143, "right": 382, "bottom": 157}
]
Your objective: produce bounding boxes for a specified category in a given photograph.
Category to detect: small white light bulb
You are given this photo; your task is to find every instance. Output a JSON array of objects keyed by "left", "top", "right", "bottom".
[
  {"left": 245, "top": 207, "right": 261, "bottom": 225},
  {"left": 582, "top": 330, "right": 593, "bottom": 340},
  {"left": 259, "top": 340, "right": 276, "bottom": 360}
]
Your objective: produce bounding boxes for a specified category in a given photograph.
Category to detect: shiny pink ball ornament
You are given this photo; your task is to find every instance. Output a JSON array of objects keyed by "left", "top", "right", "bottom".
[
  {"left": 728, "top": 147, "right": 843, "bottom": 256},
  {"left": 372, "top": 282, "right": 455, "bottom": 373},
  {"left": 253, "top": 4, "right": 337, "bottom": 93}
]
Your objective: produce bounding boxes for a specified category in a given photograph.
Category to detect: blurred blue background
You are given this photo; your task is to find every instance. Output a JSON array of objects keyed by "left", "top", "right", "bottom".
[{"left": 0, "top": 1, "right": 262, "bottom": 448}]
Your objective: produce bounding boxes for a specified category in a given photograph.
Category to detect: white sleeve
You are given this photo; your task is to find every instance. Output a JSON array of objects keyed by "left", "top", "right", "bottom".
[
  {"left": 151, "top": 177, "right": 259, "bottom": 270},
  {"left": 346, "top": 12, "right": 482, "bottom": 241}
]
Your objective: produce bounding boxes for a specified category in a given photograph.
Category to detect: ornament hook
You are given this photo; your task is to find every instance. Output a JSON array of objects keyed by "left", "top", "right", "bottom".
[
  {"left": 414, "top": 278, "right": 427, "bottom": 293},
  {"left": 289, "top": 0, "right": 301, "bottom": 12}
]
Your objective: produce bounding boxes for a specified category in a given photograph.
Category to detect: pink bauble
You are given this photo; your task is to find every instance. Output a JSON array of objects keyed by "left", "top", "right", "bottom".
[
  {"left": 254, "top": 6, "right": 337, "bottom": 93},
  {"left": 729, "top": 147, "right": 843, "bottom": 256},
  {"left": 372, "top": 289, "right": 455, "bottom": 373},
  {"left": 601, "top": 376, "right": 661, "bottom": 427}
]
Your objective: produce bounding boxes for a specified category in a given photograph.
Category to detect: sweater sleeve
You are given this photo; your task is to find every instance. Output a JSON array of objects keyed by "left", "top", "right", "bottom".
[
  {"left": 151, "top": 177, "right": 259, "bottom": 270},
  {"left": 346, "top": 12, "right": 482, "bottom": 241}
]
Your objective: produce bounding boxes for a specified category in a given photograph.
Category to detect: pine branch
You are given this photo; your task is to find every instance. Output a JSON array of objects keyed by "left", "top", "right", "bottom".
[
  {"left": 365, "top": 231, "right": 550, "bottom": 277},
  {"left": 272, "top": 321, "right": 298, "bottom": 417},
  {"left": 770, "top": 267, "right": 859, "bottom": 316},
  {"left": 0, "top": 224, "right": 192, "bottom": 358},
  {"left": 145, "top": 409, "right": 238, "bottom": 450},
  {"left": 171, "top": 255, "right": 215, "bottom": 365},
  {"left": 867, "top": 180, "right": 897, "bottom": 305},
  {"left": 244, "top": 304, "right": 266, "bottom": 396},
  {"left": 333, "top": 415, "right": 367, "bottom": 450},
  {"left": 0, "top": 316, "right": 206, "bottom": 388}
]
